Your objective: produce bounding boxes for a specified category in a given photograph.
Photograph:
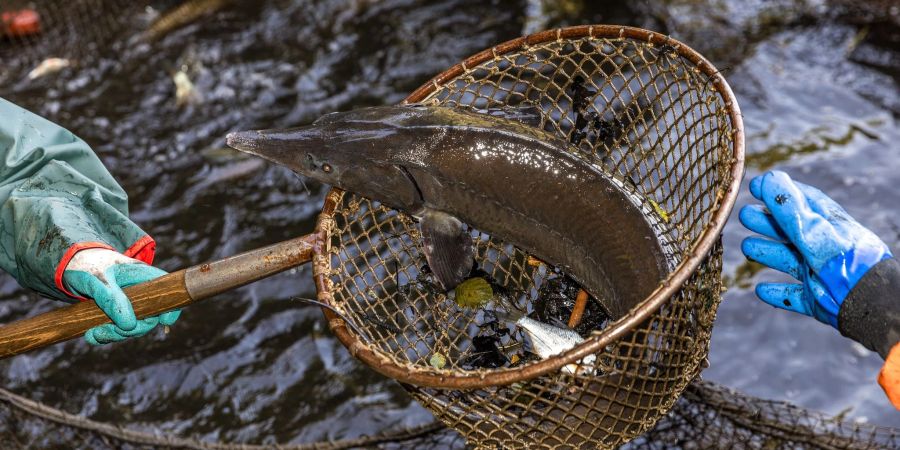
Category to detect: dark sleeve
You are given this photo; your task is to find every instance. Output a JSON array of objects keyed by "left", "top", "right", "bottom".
[{"left": 838, "top": 257, "right": 900, "bottom": 359}]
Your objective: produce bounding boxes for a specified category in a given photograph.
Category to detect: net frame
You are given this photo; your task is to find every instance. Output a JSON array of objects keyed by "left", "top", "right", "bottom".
[
  {"left": 315, "top": 25, "right": 743, "bottom": 387},
  {"left": 307, "top": 25, "right": 744, "bottom": 447}
]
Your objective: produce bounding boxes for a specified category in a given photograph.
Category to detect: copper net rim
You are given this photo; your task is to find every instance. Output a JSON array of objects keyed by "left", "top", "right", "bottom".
[{"left": 315, "top": 24, "right": 745, "bottom": 389}]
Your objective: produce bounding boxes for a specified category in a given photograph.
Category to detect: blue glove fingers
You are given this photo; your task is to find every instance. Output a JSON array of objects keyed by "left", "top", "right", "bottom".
[
  {"left": 111, "top": 264, "right": 180, "bottom": 329},
  {"left": 806, "top": 274, "right": 840, "bottom": 326},
  {"left": 84, "top": 324, "right": 128, "bottom": 345},
  {"left": 757, "top": 171, "right": 851, "bottom": 269},
  {"left": 68, "top": 262, "right": 173, "bottom": 344},
  {"left": 90, "top": 263, "right": 167, "bottom": 333},
  {"left": 117, "top": 317, "right": 159, "bottom": 337},
  {"left": 158, "top": 309, "right": 181, "bottom": 326},
  {"left": 739, "top": 204, "right": 787, "bottom": 241},
  {"left": 84, "top": 317, "right": 160, "bottom": 346},
  {"left": 794, "top": 180, "right": 871, "bottom": 241},
  {"left": 748, "top": 174, "right": 764, "bottom": 201},
  {"left": 755, "top": 282, "right": 808, "bottom": 315},
  {"left": 111, "top": 263, "right": 168, "bottom": 288},
  {"left": 794, "top": 180, "right": 894, "bottom": 259},
  {"left": 791, "top": 180, "right": 848, "bottom": 218},
  {"left": 741, "top": 237, "right": 804, "bottom": 280},
  {"left": 98, "top": 269, "right": 141, "bottom": 332},
  {"left": 66, "top": 270, "right": 139, "bottom": 331},
  {"left": 84, "top": 330, "right": 101, "bottom": 346}
]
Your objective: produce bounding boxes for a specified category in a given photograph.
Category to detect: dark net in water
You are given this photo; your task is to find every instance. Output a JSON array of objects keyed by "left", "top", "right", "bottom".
[
  {"left": 1, "top": 381, "right": 897, "bottom": 449},
  {"left": 0, "top": 1, "right": 898, "bottom": 449}
]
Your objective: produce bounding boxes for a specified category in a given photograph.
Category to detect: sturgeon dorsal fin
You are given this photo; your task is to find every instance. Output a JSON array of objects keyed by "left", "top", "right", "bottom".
[
  {"left": 404, "top": 103, "right": 544, "bottom": 129},
  {"left": 420, "top": 209, "right": 475, "bottom": 291},
  {"left": 475, "top": 105, "right": 544, "bottom": 129}
]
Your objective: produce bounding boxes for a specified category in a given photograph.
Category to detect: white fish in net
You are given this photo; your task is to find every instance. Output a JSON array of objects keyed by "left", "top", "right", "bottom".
[{"left": 508, "top": 312, "right": 596, "bottom": 375}]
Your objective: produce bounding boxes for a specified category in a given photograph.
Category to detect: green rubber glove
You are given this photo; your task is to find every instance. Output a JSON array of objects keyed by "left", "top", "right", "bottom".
[{"left": 62, "top": 248, "right": 181, "bottom": 345}]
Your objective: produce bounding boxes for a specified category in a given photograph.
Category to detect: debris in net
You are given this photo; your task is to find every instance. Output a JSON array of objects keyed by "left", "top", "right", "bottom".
[
  {"left": 462, "top": 319, "right": 511, "bottom": 370},
  {"left": 649, "top": 199, "right": 671, "bottom": 223},
  {"left": 27, "top": 58, "right": 71, "bottom": 80},
  {"left": 593, "top": 116, "right": 623, "bottom": 142},
  {"left": 651, "top": 37, "right": 679, "bottom": 64},
  {"left": 533, "top": 270, "right": 609, "bottom": 336},
  {"left": 568, "top": 75, "right": 597, "bottom": 145},
  {"left": 453, "top": 277, "right": 493, "bottom": 309},
  {"left": 396, "top": 263, "right": 447, "bottom": 306},
  {"left": 526, "top": 255, "right": 545, "bottom": 266},
  {"left": 173, "top": 70, "right": 201, "bottom": 107},
  {"left": 359, "top": 310, "right": 402, "bottom": 335},
  {"left": 429, "top": 352, "right": 447, "bottom": 369},
  {"left": 454, "top": 265, "right": 607, "bottom": 372},
  {"left": 567, "top": 289, "right": 589, "bottom": 328}
]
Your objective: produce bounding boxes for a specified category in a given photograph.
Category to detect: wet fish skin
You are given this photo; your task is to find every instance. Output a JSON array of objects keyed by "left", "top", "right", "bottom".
[{"left": 226, "top": 105, "right": 670, "bottom": 318}]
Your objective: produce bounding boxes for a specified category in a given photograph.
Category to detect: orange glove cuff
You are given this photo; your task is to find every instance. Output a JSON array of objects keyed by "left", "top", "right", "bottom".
[{"left": 878, "top": 341, "right": 900, "bottom": 410}]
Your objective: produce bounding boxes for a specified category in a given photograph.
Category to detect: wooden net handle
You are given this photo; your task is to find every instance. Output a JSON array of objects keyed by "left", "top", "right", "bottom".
[{"left": 0, "top": 234, "right": 318, "bottom": 358}]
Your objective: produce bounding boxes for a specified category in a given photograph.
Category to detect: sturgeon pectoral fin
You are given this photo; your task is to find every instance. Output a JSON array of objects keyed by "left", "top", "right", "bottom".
[{"left": 420, "top": 209, "right": 474, "bottom": 291}]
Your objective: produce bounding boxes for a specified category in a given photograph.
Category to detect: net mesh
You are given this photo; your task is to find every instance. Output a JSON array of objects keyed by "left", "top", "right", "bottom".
[
  {"left": 1, "top": 2, "right": 899, "bottom": 449},
  {"left": 316, "top": 27, "right": 733, "bottom": 448},
  {"left": 626, "top": 380, "right": 900, "bottom": 450},
  {"left": 1, "top": 381, "right": 897, "bottom": 449}
]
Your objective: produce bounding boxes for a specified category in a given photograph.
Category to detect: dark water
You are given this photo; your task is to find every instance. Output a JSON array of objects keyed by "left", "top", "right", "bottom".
[{"left": 0, "top": 0, "right": 897, "bottom": 445}]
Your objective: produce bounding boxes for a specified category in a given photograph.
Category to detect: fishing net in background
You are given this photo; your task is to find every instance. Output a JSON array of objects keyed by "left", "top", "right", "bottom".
[
  {"left": 0, "top": 381, "right": 895, "bottom": 449},
  {"left": 0, "top": 0, "right": 136, "bottom": 83},
  {"left": 1, "top": 1, "right": 899, "bottom": 449}
]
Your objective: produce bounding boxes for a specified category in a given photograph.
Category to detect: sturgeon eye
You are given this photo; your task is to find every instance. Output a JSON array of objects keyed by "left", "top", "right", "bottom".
[{"left": 305, "top": 153, "right": 332, "bottom": 173}]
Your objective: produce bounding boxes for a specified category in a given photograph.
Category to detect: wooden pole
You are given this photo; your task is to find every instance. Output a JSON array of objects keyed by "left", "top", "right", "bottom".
[{"left": 0, "top": 234, "right": 318, "bottom": 359}]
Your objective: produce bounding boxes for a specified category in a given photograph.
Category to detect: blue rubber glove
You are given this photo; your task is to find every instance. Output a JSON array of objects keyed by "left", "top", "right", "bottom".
[
  {"left": 739, "top": 170, "right": 893, "bottom": 328},
  {"left": 63, "top": 249, "right": 181, "bottom": 345}
]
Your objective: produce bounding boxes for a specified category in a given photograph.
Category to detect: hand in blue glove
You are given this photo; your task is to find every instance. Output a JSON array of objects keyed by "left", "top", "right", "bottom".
[
  {"left": 63, "top": 248, "right": 181, "bottom": 345},
  {"left": 739, "top": 170, "right": 893, "bottom": 328}
]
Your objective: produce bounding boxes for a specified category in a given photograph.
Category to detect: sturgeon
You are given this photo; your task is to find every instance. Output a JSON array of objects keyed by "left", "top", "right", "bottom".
[{"left": 226, "top": 105, "right": 670, "bottom": 318}]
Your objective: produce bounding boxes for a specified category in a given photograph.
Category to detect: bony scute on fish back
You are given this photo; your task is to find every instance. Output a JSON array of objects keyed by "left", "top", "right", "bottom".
[{"left": 454, "top": 277, "right": 493, "bottom": 309}]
